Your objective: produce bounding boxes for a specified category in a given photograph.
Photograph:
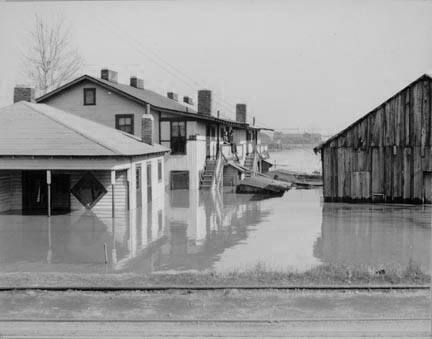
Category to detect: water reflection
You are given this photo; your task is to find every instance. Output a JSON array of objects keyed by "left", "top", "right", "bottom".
[
  {"left": 0, "top": 189, "right": 429, "bottom": 274},
  {"left": 314, "top": 203, "right": 431, "bottom": 272}
]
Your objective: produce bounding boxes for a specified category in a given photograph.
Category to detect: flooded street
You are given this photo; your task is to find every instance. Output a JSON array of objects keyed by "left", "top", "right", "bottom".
[{"left": 0, "top": 168, "right": 429, "bottom": 274}]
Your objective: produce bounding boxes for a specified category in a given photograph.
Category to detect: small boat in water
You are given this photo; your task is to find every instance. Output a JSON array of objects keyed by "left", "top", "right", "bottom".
[
  {"left": 269, "top": 169, "right": 323, "bottom": 189},
  {"left": 236, "top": 174, "right": 292, "bottom": 196}
]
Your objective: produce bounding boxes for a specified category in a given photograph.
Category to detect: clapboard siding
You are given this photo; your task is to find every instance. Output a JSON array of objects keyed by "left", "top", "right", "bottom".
[
  {"left": 319, "top": 75, "right": 432, "bottom": 203},
  {"left": 70, "top": 170, "right": 128, "bottom": 212}
]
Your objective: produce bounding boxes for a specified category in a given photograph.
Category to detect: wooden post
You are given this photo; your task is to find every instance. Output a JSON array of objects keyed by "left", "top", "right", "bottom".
[
  {"left": 46, "top": 170, "right": 51, "bottom": 217},
  {"left": 111, "top": 170, "right": 115, "bottom": 218}
]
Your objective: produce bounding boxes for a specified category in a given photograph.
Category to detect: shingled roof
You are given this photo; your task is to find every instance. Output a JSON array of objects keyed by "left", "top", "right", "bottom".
[
  {"left": 36, "top": 74, "right": 260, "bottom": 129},
  {"left": 0, "top": 102, "right": 169, "bottom": 157}
]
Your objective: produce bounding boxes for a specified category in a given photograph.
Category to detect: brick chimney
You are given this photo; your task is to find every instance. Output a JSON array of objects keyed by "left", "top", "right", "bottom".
[
  {"left": 14, "top": 86, "right": 35, "bottom": 103},
  {"left": 167, "top": 92, "right": 178, "bottom": 101},
  {"left": 130, "top": 76, "right": 144, "bottom": 89},
  {"left": 236, "top": 104, "right": 247, "bottom": 123},
  {"left": 142, "top": 103, "right": 154, "bottom": 145},
  {"left": 101, "top": 69, "right": 118, "bottom": 83},
  {"left": 198, "top": 89, "right": 212, "bottom": 115}
]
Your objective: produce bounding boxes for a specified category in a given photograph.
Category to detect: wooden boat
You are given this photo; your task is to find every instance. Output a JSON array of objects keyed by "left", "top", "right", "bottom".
[
  {"left": 269, "top": 169, "right": 323, "bottom": 188},
  {"left": 236, "top": 175, "right": 292, "bottom": 196}
]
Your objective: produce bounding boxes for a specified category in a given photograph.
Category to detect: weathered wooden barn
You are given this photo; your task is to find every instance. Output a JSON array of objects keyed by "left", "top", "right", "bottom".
[{"left": 314, "top": 74, "right": 432, "bottom": 204}]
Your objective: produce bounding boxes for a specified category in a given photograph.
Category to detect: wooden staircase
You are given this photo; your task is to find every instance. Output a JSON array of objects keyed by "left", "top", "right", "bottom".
[
  {"left": 200, "top": 158, "right": 217, "bottom": 189},
  {"left": 243, "top": 153, "right": 255, "bottom": 178}
]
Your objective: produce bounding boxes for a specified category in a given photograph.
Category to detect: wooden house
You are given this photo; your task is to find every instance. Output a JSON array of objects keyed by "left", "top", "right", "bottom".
[
  {"left": 0, "top": 98, "right": 168, "bottom": 216},
  {"left": 314, "top": 74, "right": 432, "bottom": 204},
  {"left": 36, "top": 69, "right": 271, "bottom": 190}
]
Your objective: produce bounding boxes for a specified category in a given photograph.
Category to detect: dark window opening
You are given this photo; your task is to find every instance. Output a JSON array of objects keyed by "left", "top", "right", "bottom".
[
  {"left": 170, "top": 171, "right": 189, "bottom": 190},
  {"left": 158, "top": 160, "right": 162, "bottom": 182},
  {"left": 115, "top": 114, "right": 134, "bottom": 134},
  {"left": 83, "top": 88, "right": 96, "bottom": 105},
  {"left": 71, "top": 172, "right": 107, "bottom": 209},
  {"left": 171, "top": 121, "right": 186, "bottom": 155}
]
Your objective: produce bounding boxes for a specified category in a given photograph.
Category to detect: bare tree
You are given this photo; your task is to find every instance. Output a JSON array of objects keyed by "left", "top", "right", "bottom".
[{"left": 22, "top": 15, "right": 83, "bottom": 95}]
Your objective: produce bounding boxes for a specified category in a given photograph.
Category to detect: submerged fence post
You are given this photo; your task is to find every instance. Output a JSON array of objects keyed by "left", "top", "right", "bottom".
[
  {"left": 46, "top": 170, "right": 51, "bottom": 217},
  {"left": 104, "top": 243, "right": 108, "bottom": 265}
]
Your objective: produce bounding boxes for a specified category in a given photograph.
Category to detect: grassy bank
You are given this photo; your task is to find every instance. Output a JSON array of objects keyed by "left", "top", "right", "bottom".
[{"left": 0, "top": 262, "right": 429, "bottom": 288}]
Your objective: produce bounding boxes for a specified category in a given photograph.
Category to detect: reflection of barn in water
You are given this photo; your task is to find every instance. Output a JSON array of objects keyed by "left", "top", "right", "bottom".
[{"left": 313, "top": 203, "right": 431, "bottom": 271}]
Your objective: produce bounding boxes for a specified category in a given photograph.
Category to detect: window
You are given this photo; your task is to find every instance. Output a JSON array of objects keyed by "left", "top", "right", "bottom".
[
  {"left": 171, "top": 121, "right": 186, "bottom": 154},
  {"left": 159, "top": 120, "right": 187, "bottom": 155},
  {"left": 171, "top": 171, "right": 189, "bottom": 190},
  {"left": 136, "top": 166, "right": 141, "bottom": 188},
  {"left": 158, "top": 160, "right": 162, "bottom": 182},
  {"left": 115, "top": 114, "right": 134, "bottom": 135},
  {"left": 71, "top": 172, "right": 107, "bottom": 209},
  {"left": 83, "top": 88, "right": 96, "bottom": 105}
]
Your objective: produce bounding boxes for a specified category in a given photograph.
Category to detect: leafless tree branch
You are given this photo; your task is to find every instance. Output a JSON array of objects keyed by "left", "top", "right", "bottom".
[{"left": 21, "top": 15, "right": 84, "bottom": 95}]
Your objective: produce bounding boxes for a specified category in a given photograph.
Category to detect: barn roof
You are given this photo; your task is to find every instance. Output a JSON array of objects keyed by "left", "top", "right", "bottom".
[
  {"left": 314, "top": 73, "right": 432, "bottom": 153},
  {"left": 36, "top": 75, "right": 266, "bottom": 130},
  {"left": 0, "top": 101, "right": 168, "bottom": 157}
]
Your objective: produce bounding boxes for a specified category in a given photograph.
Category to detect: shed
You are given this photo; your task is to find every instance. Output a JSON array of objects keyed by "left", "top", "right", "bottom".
[{"left": 314, "top": 74, "right": 432, "bottom": 204}]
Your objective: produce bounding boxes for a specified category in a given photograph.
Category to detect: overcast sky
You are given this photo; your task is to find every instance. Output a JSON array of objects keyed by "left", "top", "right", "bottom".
[{"left": 0, "top": 0, "right": 432, "bottom": 134}]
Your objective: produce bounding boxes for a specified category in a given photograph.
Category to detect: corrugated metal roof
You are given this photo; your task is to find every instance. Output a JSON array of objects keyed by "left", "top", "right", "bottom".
[{"left": 0, "top": 102, "right": 169, "bottom": 157}]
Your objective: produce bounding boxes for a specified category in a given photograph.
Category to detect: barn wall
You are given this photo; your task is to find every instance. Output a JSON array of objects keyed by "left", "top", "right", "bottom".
[{"left": 321, "top": 76, "right": 432, "bottom": 203}]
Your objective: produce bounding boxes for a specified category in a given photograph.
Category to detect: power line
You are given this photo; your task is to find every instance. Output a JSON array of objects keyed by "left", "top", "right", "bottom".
[{"left": 91, "top": 8, "right": 256, "bottom": 123}]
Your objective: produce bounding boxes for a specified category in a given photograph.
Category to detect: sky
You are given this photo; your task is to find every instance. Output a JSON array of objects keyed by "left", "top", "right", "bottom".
[{"left": 0, "top": 0, "right": 432, "bottom": 135}]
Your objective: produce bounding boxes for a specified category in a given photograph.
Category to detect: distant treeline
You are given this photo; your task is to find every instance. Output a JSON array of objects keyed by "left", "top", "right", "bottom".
[{"left": 261, "top": 132, "right": 322, "bottom": 150}]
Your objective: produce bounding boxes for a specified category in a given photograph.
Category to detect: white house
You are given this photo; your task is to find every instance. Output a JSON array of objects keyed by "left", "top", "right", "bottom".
[
  {"left": 36, "top": 69, "right": 271, "bottom": 190},
  {"left": 0, "top": 97, "right": 169, "bottom": 216}
]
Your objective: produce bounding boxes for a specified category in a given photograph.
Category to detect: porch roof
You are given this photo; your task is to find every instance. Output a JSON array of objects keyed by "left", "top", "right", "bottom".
[{"left": 0, "top": 102, "right": 169, "bottom": 157}]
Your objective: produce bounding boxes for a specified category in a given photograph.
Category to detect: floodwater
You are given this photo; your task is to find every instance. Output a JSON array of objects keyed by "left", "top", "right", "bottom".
[{"left": 0, "top": 149, "right": 430, "bottom": 274}]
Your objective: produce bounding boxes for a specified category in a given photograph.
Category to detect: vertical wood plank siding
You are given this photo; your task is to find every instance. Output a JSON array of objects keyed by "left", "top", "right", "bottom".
[
  {"left": 320, "top": 76, "right": 432, "bottom": 203},
  {"left": 0, "top": 171, "right": 22, "bottom": 212}
]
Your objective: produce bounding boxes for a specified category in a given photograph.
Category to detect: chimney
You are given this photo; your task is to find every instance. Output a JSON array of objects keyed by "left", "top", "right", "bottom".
[
  {"left": 101, "top": 69, "right": 118, "bottom": 83},
  {"left": 183, "top": 96, "right": 194, "bottom": 105},
  {"left": 198, "top": 89, "right": 212, "bottom": 115},
  {"left": 14, "top": 86, "right": 35, "bottom": 103},
  {"left": 142, "top": 103, "right": 154, "bottom": 145},
  {"left": 130, "top": 76, "right": 144, "bottom": 89},
  {"left": 167, "top": 92, "right": 178, "bottom": 101},
  {"left": 236, "top": 104, "right": 247, "bottom": 123}
]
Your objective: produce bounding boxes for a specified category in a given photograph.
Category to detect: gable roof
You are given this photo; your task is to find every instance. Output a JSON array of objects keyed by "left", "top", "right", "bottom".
[
  {"left": 0, "top": 102, "right": 168, "bottom": 157},
  {"left": 36, "top": 74, "right": 256, "bottom": 129},
  {"left": 314, "top": 73, "right": 432, "bottom": 152}
]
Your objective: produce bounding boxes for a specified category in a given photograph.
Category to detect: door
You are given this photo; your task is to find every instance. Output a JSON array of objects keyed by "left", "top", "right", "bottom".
[
  {"left": 136, "top": 165, "right": 142, "bottom": 208},
  {"left": 51, "top": 174, "right": 70, "bottom": 212},
  {"left": 206, "top": 125, "right": 211, "bottom": 158},
  {"left": 147, "top": 163, "right": 152, "bottom": 203},
  {"left": 22, "top": 171, "right": 47, "bottom": 214}
]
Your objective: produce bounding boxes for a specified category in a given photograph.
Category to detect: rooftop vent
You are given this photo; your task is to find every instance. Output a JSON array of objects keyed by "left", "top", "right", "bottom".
[
  {"left": 130, "top": 76, "right": 144, "bottom": 89},
  {"left": 183, "top": 96, "right": 194, "bottom": 105},
  {"left": 167, "top": 92, "right": 178, "bottom": 102},
  {"left": 101, "top": 69, "right": 118, "bottom": 83},
  {"left": 236, "top": 104, "right": 247, "bottom": 123}
]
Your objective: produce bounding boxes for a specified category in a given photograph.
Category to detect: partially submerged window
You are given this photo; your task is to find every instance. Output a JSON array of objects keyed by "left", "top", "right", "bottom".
[
  {"left": 83, "top": 88, "right": 96, "bottom": 105},
  {"left": 170, "top": 171, "right": 189, "bottom": 190},
  {"left": 71, "top": 172, "right": 107, "bottom": 209},
  {"left": 115, "top": 114, "right": 134, "bottom": 134}
]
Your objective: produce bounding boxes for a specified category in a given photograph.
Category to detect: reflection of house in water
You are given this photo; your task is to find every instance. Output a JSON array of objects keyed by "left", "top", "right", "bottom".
[
  {"left": 314, "top": 203, "right": 431, "bottom": 271},
  {"left": 119, "top": 189, "right": 271, "bottom": 273}
]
